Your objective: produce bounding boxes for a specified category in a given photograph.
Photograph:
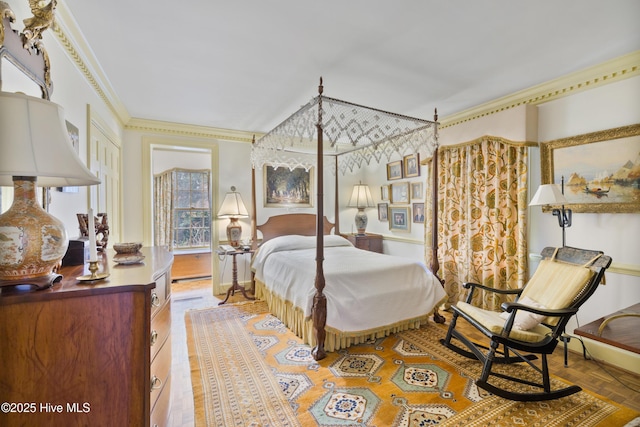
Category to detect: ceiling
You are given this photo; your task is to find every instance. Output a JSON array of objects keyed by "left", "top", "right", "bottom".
[{"left": 61, "top": 0, "right": 640, "bottom": 135}]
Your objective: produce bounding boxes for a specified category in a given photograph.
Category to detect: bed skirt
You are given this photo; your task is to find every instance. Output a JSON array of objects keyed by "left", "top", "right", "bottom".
[{"left": 254, "top": 279, "right": 432, "bottom": 352}]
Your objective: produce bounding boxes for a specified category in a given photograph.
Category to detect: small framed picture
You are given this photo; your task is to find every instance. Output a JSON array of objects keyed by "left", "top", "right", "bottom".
[
  {"left": 403, "top": 154, "right": 420, "bottom": 178},
  {"left": 378, "top": 203, "right": 388, "bottom": 221},
  {"left": 413, "top": 203, "right": 425, "bottom": 223},
  {"left": 389, "top": 206, "right": 410, "bottom": 232},
  {"left": 387, "top": 160, "right": 403, "bottom": 180},
  {"left": 380, "top": 185, "right": 390, "bottom": 201},
  {"left": 391, "top": 181, "right": 410, "bottom": 204},
  {"left": 411, "top": 182, "right": 423, "bottom": 200}
]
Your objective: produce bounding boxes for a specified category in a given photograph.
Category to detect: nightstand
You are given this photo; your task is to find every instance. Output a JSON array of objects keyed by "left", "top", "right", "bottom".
[
  {"left": 343, "top": 233, "right": 383, "bottom": 253},
  {"left": 218, "top": 248, "right": 255, "bottom": 305}
]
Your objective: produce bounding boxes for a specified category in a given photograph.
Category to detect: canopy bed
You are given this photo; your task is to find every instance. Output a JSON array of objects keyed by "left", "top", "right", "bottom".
[{"left": 250, "top": 79, "right": 444, "bottom": 360}]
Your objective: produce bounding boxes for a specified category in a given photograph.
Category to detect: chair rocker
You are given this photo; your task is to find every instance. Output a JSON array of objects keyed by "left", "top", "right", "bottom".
[{"left": 440, "top": 246, "right": 612, "bottom": 401}]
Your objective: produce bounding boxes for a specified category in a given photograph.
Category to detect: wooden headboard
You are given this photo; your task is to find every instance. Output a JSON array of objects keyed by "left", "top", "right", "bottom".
[{"left": 256, "top": 214, "right": 334, "bottom": 243}]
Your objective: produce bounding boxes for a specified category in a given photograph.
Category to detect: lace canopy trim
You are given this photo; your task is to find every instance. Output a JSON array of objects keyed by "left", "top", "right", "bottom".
[{"left": 251, "top": 95, "right": 439, "bottom": 174}]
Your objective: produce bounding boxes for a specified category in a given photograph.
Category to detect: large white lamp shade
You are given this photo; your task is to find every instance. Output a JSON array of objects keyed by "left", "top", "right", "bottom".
[{"left": 0, "top": 92, "right": 100, "bottom": 289}]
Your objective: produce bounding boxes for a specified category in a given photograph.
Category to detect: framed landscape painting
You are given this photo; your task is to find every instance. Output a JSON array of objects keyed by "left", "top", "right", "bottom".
[
  {"left": 264, "top": 166, "right": 314, "bottom": 207},
  {"left": 540, "top": 124, "right": 640, "bottom": 213}
]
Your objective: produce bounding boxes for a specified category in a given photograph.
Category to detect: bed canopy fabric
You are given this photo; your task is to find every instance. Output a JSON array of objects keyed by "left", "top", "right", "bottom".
[
  {"left": 251, "top": 81, "right": 439, "bottom": 174},
  {"left": 250, "top": 78, "right": 441, "bottom": 359}
]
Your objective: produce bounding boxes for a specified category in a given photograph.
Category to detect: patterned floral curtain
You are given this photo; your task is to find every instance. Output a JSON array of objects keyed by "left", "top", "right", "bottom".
[
  {"left": 154, "top": 170, "right": 174, "bottom": 248},
  {"left": 425, "top": 136, "right": 530, "bottom": 310}
]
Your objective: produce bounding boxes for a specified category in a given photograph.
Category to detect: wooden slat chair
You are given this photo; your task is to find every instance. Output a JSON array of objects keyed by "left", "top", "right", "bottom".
[{"left": 440, "top": 246, "right": 612, "bottom": 401}]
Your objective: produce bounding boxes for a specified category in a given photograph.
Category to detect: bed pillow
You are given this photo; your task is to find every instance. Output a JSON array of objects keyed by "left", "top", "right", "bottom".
[
  {"left": 252, "top": 234, "right": 352, "bottom": 269},
  {"left": 499, "top": 296, "right": 547, "bottom": 331}
]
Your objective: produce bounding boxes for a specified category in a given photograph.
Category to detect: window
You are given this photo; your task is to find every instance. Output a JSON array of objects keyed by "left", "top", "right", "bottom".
[{"left": 173, "top": 170, "right": 211, "bottom": 249}]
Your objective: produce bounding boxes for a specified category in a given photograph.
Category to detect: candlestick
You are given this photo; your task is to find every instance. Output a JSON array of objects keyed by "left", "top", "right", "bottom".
[{"left": 88, "top": 208, "right": 98, "bottom": 262}]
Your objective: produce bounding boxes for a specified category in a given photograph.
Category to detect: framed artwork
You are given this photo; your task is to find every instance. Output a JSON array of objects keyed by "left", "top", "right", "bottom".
[
  {"left": 540, "top": 124, "right": 640, "bottom": 213},
  {"left": 58, "top": 121, "right": 80, "bottom": 193},
  {"left": 378, "top": 203, "right": 388, "bottom": 221},
  {"left": 391, "top": 181, "right": 410, "bottom": 204},
  {"left": 413, "top": 202, "right": 425, "bottom": 223},
  {"left": 66, "top": 120, "right": 80, "bottom": 154},
  {"left": 411, "top": 182, "right": 423, "bottom": 200},
  {"left": 389, "top": 206, "right": 410, "bottom": 232},
  {"left": 403, "top": 153, "right": 420, "bottom": 177},
  {"left": 264, "top": 165, "right": 314, "bottom": 207},
  {"left": 387, "top": 160, "right": 403, "bottom": 180},
  {"left": 380, "top": 184, "right": 390, "bottom": 201}
]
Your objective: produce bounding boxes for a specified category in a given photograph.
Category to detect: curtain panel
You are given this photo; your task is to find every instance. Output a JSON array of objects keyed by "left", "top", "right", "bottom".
[
  {"left": 154, "top": 170, "right": 174, "bottom": 248},
  {"left": 426, "top": 136, "right": 531, "bottom": 311}
]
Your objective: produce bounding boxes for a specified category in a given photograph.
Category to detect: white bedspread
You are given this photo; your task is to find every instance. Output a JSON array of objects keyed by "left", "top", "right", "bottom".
[{"left": 252, "top": 235, "right": 446, "bottom": 333}]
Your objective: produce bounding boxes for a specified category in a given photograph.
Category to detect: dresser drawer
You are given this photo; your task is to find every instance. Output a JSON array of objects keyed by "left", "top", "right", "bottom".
[
  {"left": 150, "top": 374, "right": 172, "bottom": 427},
  {"left": 151, "top": 298, "right": 171, "bottom": 362},
  {"left": 151, "top": 272, "right": 169, "bottom": 315},
  {"left": 150, "top": 334, "right": 171, "bottom": 410}
]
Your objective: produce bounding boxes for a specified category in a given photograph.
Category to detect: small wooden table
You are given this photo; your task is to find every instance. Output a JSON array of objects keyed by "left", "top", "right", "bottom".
[
  {"left": 574, "top": 303, "right": 640, "bottom": 354},
  {"left": 218, "top": 249, "right": 255, "bottom": 305}
]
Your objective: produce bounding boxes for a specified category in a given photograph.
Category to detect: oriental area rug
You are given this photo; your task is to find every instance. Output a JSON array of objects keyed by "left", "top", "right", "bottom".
[{"left": 186, "top": 301, "right": 639, "bottom": 427}]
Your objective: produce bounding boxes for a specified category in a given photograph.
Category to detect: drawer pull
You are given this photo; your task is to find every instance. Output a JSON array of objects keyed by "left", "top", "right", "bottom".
[
  {"left": 151, "top": 375, "right": 162, "bottom": 390},
  {"left": 150, "top": 330, "right": 158, "bottom": 346},
  {"left": 151, "top": 292, "right": 160, "bottom": 307}
]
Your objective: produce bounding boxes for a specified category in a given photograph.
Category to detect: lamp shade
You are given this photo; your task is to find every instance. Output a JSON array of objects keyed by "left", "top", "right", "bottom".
[
  {"left": 348, "top": 183, "right": 375, "bottom": 208},
  {"left": 0, "top": 92, "right": 100, "bottom": 187},
  {"left": 217, "top": 187, "right": 249, "bottom": 218},
  {"left": 529, "top": 184, "right": 567, "bottom": 206}
]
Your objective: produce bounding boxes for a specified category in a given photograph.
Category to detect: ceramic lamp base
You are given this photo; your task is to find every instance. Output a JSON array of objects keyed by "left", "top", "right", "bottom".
[
  {"left": 354, "top": 208, "right": 368, "bottom": 235},
  {"left": 0, "top": 177, "right": 68, "bottom": 290},
  {"left": 226, "top": 217, "right": 242, "bottom": 247}
]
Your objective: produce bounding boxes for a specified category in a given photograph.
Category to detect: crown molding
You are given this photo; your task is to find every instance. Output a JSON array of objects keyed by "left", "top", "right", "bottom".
[
  {"left": 126, "top": 117, "right": 259, "bottom": 143},
  {"left": 441, "top": 51, "right": 640, "bottom": 129},
  {"left": 51, "top": 0, "right": 130, "bottom": 125}
]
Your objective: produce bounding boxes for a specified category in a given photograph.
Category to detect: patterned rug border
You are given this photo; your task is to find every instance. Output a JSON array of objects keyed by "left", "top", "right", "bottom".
[{"left": 186, "top": 301, "right": 640, "bottom": 427}]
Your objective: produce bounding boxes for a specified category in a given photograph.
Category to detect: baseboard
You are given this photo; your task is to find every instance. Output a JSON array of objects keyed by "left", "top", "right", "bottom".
[{"left": 566, "top": 334, "right": 640, "bottom": 375}]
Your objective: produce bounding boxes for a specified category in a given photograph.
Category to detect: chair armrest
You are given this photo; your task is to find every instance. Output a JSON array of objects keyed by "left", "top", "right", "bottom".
[{"left": 463, "top": 282, "right": 522, "bottom": 303}]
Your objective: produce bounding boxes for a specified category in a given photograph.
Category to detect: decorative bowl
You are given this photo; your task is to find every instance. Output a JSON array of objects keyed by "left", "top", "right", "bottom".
[
  {"left": 113, "top": 242, "right": 143, "bottom": 254},
  {"left": 113, "top": 253, "right": 146, "bottom": 265}
]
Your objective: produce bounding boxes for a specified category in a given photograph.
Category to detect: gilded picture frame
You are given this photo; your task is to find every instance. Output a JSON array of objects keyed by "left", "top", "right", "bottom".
[
  {"left": 412, "top": 202, "right": 425, "bottom": 223},
  {"left": 411, "top": 182, "right": 423, "bottom": 200},
  {"left": 264, "top": 165, "right": 314, "bottom": 207},
  {"left": 540, "top": 124, "right": 640, "bottom": 213},
  {"left": 387, "top": 160, "right": 403, "bottom": 180},
  {"left": 378, "top": 203, "right": 388, "bottom": 221},
  {"left": 380, "top": 184, "right": 390, "bottom": 201},
  {"left": 403, "top": 153, "right": 420, "bottom": 177},
  {"left": 390, "top": 181, "right": 410, "bottom": 204}
]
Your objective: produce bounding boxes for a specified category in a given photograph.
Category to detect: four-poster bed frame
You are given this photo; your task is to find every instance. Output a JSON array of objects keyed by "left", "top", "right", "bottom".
[{"left": 251, "top": 78, "right": 443, "bottom": 360}]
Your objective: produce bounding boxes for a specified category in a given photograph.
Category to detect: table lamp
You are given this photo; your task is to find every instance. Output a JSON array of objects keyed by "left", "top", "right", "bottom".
[
  {"left": 529, "top": 178, "right": 572, "bottom": 246},
  {"left": 348, "top": 181, "right": 374, "bottom": 235},
  {"left": 0, "top": 92, "right": 100, "bottom": 289},
  {"left": 217, "top": 186, "right": 249, "bottom": 247}
]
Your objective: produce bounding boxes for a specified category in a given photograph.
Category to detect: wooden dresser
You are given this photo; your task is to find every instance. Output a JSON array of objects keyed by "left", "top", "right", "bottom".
[
  {"left": 343, "top": 233, "right": 383, "bottom": 253},
  {"left": 0, "top": 247, "right": 173, "bottom": 427}
]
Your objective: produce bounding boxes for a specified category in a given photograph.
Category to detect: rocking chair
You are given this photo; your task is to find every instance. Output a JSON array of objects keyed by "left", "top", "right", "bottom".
[{"left": 440, "top": 246, "right": 612, "bottom": 401}]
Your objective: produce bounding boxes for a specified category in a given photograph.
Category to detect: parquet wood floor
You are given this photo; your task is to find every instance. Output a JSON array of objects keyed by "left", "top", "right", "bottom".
[{"left": 167, "top": 279, "right": 640, "bottom": 426}]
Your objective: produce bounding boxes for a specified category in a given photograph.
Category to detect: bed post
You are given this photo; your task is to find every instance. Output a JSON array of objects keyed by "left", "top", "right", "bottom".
[
  {"left": 334, "top": 156, "right": 340, "bottom": 235},
  {"left": 431, "top": 109, "right": 446, "bottom": 324},
  {"left": 311, "top": 77, "right": 327, "bottom": 360},
  {"left": 250, "top": 136, "right": 258, "bottom": 250}
]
